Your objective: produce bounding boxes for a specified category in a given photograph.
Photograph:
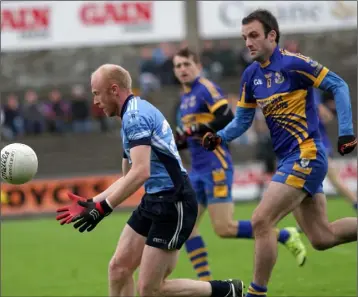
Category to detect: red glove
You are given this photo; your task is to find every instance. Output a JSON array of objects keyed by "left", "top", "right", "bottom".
[{"left": 56, "top": 193, "right": 90, "bottom": 225}]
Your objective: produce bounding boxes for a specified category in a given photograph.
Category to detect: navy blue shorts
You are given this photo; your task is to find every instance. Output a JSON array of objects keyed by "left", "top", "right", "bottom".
[{"left": 127, "top": 176, "right": 198, "bottom": 250}]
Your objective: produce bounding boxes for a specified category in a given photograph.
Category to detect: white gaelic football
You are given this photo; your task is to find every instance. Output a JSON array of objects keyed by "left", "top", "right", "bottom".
[{"left": 1, "top": 143, "right": 38, "bottom": 185}]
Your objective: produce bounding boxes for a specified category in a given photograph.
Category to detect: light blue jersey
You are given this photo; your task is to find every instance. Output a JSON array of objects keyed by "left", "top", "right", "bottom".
[{"left": 121, "top": 95, "right": 187, "bottom": 194}]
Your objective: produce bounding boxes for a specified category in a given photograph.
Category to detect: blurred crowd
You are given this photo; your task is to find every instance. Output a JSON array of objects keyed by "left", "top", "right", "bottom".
[
  {"left": 1, "top": 85, "right": 113, "bottom": 140},
  {"left": 138, "top": 40, "right": 257, "bottom": 96},
  {"left": 1, "top": 39, "right": 302, "bottom": 143}
]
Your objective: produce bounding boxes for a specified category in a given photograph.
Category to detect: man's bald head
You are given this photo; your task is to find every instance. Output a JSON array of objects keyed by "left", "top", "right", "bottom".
[
  {"left": 91, "top": 64, "right": 133, "bottom": 118},
  {"left": 92, "top": 64, "right": 132, "bottom": 91}
]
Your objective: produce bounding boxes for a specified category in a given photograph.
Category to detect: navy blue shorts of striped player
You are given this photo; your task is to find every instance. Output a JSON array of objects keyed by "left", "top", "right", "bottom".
[{"left": 127, "top": 176, "right": 198, "bottom": 250}]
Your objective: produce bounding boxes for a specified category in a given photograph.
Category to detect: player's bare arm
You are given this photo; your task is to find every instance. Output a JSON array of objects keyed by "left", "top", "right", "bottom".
[
  {"left": 122, "top": 156, "right": 131, "bottom": 176},
  {"left": 91, "top": 157, "right": 130, "bottom": 203},
  {"left": 92, "top": 177, "right": 123, "bottom": 203},
  {"left": 106, "top": 145, "right": 150, "bottom": 208}
]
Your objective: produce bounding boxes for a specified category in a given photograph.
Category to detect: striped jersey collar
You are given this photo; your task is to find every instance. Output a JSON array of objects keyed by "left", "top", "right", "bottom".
[
  {"left": 183, "top": 76, "right": 201, "bottom": 94},
  {"left": 259, "top": 46, "right": 282, "bottom": 70},
  {"left": 120, "top": 94, "right": 135, "bottom": 119}
]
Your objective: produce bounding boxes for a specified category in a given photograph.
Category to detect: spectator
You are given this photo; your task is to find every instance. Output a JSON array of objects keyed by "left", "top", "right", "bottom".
[
  {"left": 70, "top": 84, "right": 92, "bottom": 133},
  {"left": 139, "top": 47, "right": 161, "bottom": 96},
  {"left": 284, "top": 40, "right": 300, "bottom": 53},
  {"left": 22, "top": 89, "right": 46, "bottom": 135},
  {"left": 201, "top": 40, "right": 218, "bottom": 78},
  {"left": 216, "top": 40, "right": 237, "bottom": 77},
  {"left": 238, "top": 46, "right": 253, "bottom": 73},
  {"left": 157, "top": 43, "right": 177, "bottom": 85},
  {"left": 179, "top": 40, "right": 189, "bottom": 50},
  {"left": 0, "top": 108, "right": 4, "bottom": 126},
  {"left": 0, "top": 107, "right": 12, "bottom": 140},
  {"left": 3, "top": 94, "right": 24, "bottom": 139},
  {"left": 43, "top": 89, "right": 70, "bottom": 133},
  {"left": 152, "top": 42, "right": 167, "bottom": 65},
  {"left": 92, "top": 104, "right": 109, "bottom": 132}
]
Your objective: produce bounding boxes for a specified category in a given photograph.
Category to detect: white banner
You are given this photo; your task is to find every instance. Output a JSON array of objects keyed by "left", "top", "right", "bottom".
[
  {"left": 1, "top": 1, "right": 186, "bottom": 52},
  {"left": 199, "top": 1, "right": 357, "bottom": 39},
  {"left": 232, "top": 158, "right": 357, "bottom": 201}
]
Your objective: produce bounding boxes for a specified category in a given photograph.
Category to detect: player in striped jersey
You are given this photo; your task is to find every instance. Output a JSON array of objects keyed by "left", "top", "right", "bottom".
[
  {"left": 202, "top": 10, "right": 357, "bottom": 297},
  {"left": 173, "top": 48, "right": 307, "bottom": 282}
]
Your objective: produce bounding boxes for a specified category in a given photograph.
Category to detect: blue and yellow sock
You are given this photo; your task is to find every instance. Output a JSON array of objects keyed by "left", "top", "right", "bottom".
[
  {"left": 185, "top": 235, "right": 212, "bottom": 281},
  {"left": 237, "top": 220, "right": 253, "bottom": 238},
  {"left": 247, "top": 282, "right": 267, "bottom": 297},
  {"left": 277, "top": 228, "right": 290, "bottom": 244}
]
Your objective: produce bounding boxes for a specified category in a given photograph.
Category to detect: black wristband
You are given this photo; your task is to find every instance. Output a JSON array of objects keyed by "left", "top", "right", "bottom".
[
  {"left": 100, "top": 199, "right": 113, "bottom": 215},
  {"left": 197, "top": 123, "right": 214, "bottom": 134},
  {"left": 87, "top": 198, "right": 93, "bottom": 203}
]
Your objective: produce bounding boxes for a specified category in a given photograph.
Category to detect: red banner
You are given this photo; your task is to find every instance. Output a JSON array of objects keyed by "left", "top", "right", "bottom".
[{"left": 1, "top": 174, "right": 144, "bottom": 217}]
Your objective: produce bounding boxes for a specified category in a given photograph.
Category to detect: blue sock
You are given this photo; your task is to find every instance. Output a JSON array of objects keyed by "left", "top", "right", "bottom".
[
  {"left": 237, "top": 220, "right": 253, "bottom": 238},
  {"left": 278, "top": 228, "right": 290, "bottom": 244},
  {"left": 353, "top": 202, "right": 357, "bottom": 210},
  {"left": 247, "top": 282, "right": 267, "bottom": 297},
  {"left": 185, "top": 236, "right": 211, "bottom": 281}
]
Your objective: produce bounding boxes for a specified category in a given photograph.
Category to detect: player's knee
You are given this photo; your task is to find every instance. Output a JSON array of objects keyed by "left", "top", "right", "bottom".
[
  {"left": 189, "top": 225, "right": 200, "bottom": 239},
  {"left": 213, "top": 221, "right": 233, "bottom": 238},
  {"left": 108, "top": 257, "right": 133, "bottom": 281},
  {"left": 307, "top": 232, "right": 334, "bottom": 251},
  {"left": 310, "top": 238, "right": 331, "bottom": 251},
  {"left": 251, "top": 211, "right": 272, "bottom": 237},
  {"left": 305, "top": 225, "right": 335, "bottom": 251}
]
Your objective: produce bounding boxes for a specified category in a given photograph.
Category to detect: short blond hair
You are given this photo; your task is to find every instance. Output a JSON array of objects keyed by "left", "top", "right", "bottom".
[{"left": 92, "top": 64, "right": 132, "bottom": 90}]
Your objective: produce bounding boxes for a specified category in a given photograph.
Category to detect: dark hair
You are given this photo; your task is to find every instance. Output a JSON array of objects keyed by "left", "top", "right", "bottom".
[
  {"left": 174, "top": 47, "right": 200, "bottom": 64},
  {"left": 242, "top": 9, "right": 280, "bottom": 43}
]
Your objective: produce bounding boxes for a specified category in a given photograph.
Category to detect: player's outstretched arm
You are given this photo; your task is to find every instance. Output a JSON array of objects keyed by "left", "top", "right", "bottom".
[
  {"left": 122, "top": 156, "right": 131, "bottom": 176},
  {"left": 318, "top": 71, "right": 357, "bottom": 155},
  {"left": 214, "top": 68, "right": 256, "bottom": 144},
  {"left": 68, "top": 146, "right": 150, "bottom": 233},
  {"left": 202, "top": 107, "right": 255, "bottom": 151},
  {"left": 292, "top": 55, "right": 356, "bottom": 155},
  {"left": 319, "top": 71, "right": 353, "bottom": 135},
  {"left": 92, "top": 177, "right": 123, "bottom": 203},
  {"left": 92, "top": 156, "right": 131, "bottom": 203},
  {"left": 106, "top": 145, "right": 150, "bottom": 208},
  {"left": 218, "top": 106, "right": 256, "bottom": 143}
]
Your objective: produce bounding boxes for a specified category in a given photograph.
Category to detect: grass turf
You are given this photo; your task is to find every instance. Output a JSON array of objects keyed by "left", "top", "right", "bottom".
[{"left": 1, "top": 198, "right": 356, "bottom": 296}]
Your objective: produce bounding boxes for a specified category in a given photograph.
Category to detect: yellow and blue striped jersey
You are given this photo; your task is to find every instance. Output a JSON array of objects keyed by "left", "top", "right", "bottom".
[
  {"left": 179, "top": 77, "right": 233, "bottom": 172},
  {"left": 237, "top": 46, "right": 329, "bottom": 159}
]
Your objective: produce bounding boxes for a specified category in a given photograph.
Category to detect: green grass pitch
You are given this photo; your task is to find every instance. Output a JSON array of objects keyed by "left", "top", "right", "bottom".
[{"left": 1, "top": 198, "right": 356, "bottom": 296}]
